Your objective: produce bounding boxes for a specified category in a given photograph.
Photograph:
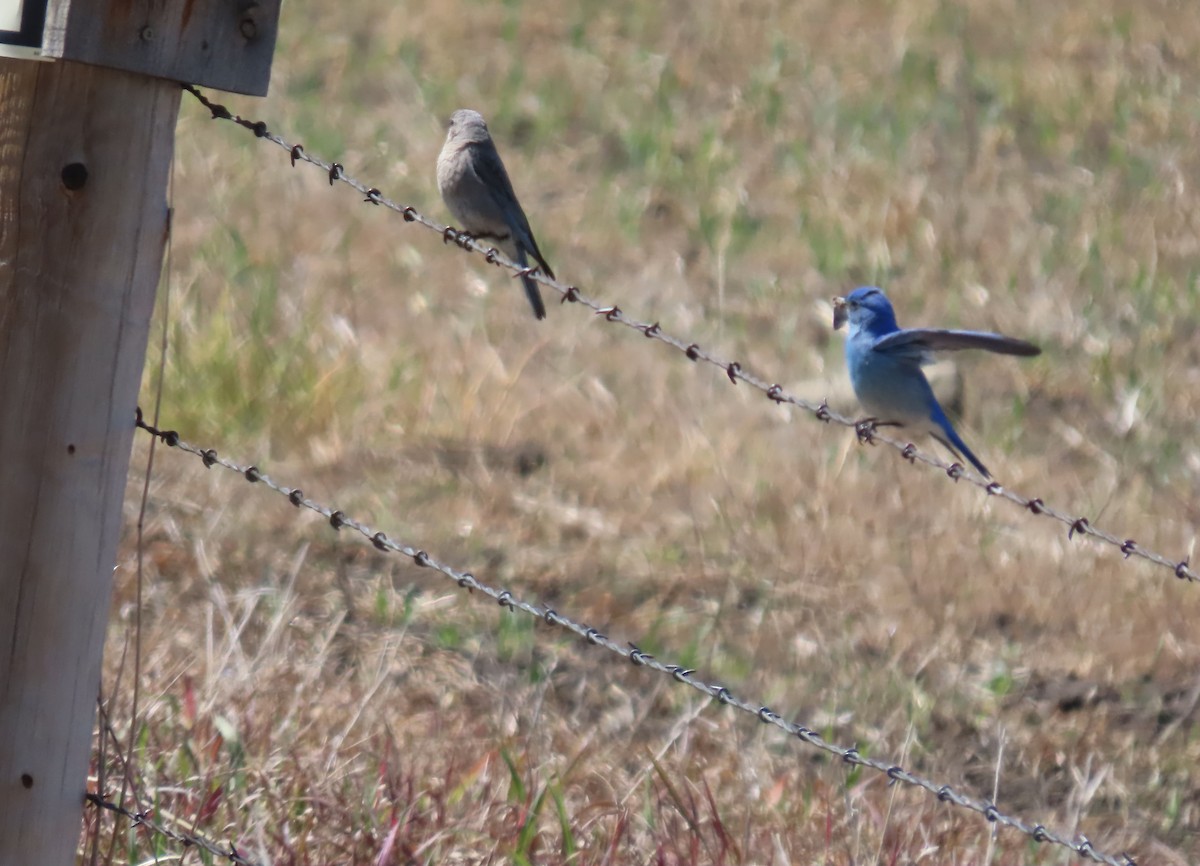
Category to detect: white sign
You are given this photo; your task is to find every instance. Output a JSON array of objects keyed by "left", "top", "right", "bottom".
[
  {"left": 1, "top": 0, "right": 22, "bottom": 31},
  {"left": 0, "top": 0, "right": 51, "bottom": 60}
]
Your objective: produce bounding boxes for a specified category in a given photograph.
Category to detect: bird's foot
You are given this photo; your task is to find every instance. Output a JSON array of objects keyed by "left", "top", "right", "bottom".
[
  {"left": 855, "top": 418, "right": 902, "bottom": 444},
  {"left": 442, "top": 227, "right": 474, "bottom": 247},
  {"left": 854, "top": 418, "right": 879, "bottom": 444}
]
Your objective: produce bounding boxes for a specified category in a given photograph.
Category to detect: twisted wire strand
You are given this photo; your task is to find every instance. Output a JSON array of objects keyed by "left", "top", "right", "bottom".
[
  {"left": 179, "top": 85, "right": 1195, "bottom": 588},
  {"left": 86, "top": 792, "right": 263, "bottom": 866},
  {"left": 133, "top": 411, "right": 1138, "bottom": 866}
]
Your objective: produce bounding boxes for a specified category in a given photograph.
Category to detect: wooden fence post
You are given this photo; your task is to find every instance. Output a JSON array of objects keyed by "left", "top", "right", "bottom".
[
  {"left": 0, "top": 3, "right": 277, "bottom": 863},
  {"left": 0, "top": 57, "right": 180, "bottom": 865}
]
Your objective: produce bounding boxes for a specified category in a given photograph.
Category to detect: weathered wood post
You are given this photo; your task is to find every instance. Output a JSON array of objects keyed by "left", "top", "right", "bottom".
[{"left": 0, "top": 2, "right": 278, "bottom": 862}]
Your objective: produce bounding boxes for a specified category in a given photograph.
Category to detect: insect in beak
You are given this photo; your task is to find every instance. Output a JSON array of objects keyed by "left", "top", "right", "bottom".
[{"left": 832, "top": 296, "right": 848, "bottom": 330}]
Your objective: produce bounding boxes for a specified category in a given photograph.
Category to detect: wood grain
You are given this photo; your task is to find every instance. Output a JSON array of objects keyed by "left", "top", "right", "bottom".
[
  {"left": 44, "top": 0, "right": 279, "bottom": 95},
  {"left": 0, "top": 57, "right": 179, "bottom": 865}
]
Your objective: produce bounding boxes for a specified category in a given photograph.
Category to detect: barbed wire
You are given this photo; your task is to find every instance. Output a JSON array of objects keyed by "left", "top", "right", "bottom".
[
  {"left": 87, "top": 701, "right": 263, "bottom": 865},
  {"left": 134, "top": 410, "right": 1138, "bottom": 866},
  {"left": 179, "top": 84, "right": 1196, "bottom": 589},
  {"left": 86, "top": 792, "right": 263, "bottom": 866}
]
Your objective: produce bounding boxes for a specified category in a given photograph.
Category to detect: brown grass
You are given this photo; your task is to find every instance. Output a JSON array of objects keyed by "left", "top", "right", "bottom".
[{"left": 86, "top": 0, "right": 1200, "bottom": 863}]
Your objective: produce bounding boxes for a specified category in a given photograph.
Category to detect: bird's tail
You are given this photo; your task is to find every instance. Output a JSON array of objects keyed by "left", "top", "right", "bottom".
[
  {"left": 930, "top": 407, "right": 991, "bottom": 479},
  {"left": 514, "top": 246, "right": 547, "bottom": 320}
]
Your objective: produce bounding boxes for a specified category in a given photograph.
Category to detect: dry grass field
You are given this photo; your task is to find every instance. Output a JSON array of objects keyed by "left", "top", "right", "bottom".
[{"left": 85, "top": 0, "right": 1200, "bottom": 863}]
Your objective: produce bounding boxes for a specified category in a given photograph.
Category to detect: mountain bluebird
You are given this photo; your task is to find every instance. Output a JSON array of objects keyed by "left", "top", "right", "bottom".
[
  {"left": 833, "top": 286, "right": 1040, "bottom": 479},
  {"left": 437, "top": 109, "right": 554, "bottom": 320}
]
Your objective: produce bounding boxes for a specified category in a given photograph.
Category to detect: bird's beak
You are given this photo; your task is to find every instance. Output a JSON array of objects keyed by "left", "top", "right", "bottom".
[{"left": 832, "top": 296, "right": 848, "bottom": 330}]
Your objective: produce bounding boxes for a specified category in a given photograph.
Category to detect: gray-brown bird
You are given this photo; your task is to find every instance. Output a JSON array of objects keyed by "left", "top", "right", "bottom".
[{"left": 437, "top": 109, "right": 554, "bottom": 319}]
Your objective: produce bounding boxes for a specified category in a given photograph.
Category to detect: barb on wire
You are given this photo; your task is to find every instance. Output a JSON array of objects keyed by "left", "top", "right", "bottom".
[
  {"left": 179, "top": 85, "right": 1195, "bottom": 588},
  {"left": 86, "top": 792, "right": 263, "bottom": 866},
  {"left": 133, "top": 410, "right": 1138, "bottom": 866}
]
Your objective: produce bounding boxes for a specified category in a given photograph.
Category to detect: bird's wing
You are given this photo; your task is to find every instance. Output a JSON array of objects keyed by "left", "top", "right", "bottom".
[
  {"left": 470, "top": 140, "right": 521, "bottom": 210},
  {"left": 874, "top": 328, "right": 1041, "bottom": 360},
  {"left": 470, "top": 143, "right": 554, "bottom": 277}
]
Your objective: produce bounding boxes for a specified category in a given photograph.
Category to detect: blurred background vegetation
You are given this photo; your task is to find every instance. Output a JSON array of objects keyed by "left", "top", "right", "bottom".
[{"left": 94, "top": 0, "right": 1200, "bottom": 862}]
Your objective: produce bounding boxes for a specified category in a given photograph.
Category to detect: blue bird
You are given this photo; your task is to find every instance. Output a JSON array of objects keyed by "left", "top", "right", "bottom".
[{"left": 832, "top": 286, "right": 1040, "bottom": 479}]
